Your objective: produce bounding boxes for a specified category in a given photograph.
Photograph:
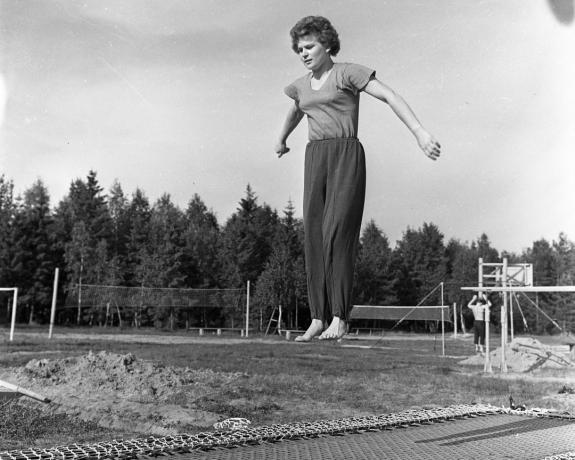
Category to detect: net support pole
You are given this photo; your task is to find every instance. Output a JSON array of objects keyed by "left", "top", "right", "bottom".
[
  {"left": 441, "top": 307, "right": 445, "bottom": 356},
  {"left": 49, "top": 268, "right": 59, "bottom": 339},
  {"left": 440, "top": 282, "right": 445, "bottom": 356},
  {"left": 245, "top": 281, "right": 250, "bottom": 338},
  {"left": 9, "top": 288, "right": 17, "bottom": 342},
  {"left": 500, "top": 258, "right": 508, "bottom": 373}
]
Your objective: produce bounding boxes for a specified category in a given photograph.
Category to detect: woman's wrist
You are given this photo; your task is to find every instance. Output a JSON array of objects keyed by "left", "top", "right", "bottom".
[{"left": 411, "top": 125, "right": 424, "bottom": 136}]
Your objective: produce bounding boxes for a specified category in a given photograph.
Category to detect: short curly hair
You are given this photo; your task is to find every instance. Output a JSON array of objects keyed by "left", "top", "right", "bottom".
[{"left": 290, "top": 16, "right": 340, "bottom": 56}]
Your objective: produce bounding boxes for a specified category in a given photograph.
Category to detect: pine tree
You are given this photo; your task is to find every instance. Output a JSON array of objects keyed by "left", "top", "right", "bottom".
[
  {"left": 0, "top": 175, "right": 15, "bottom": 286},
  {"left": 220, "top": 184, "right": 279, "bottom": 286},
  {"left": 523, "top": 238, "right": 557, "bottom": 333},
  {"left": 552, "top": 233, "right": 575, "bottom": 331},
  {"left": 108, "top": 180, "right": 131, "bottom": 280},
  {"left": 254, "top": 200, "right": 306, "bottom": 330},
  {"left": 354, "top": 220, "right": 397, "bottom": 306},
  {"left": 10, "top": 180, "right": 56, "bottom": 323},
  {"left": 554, "top": 233, "right": 575, "bottom": 285},
  {"left": 445, "top": 238, "right": 477, "bottom": 305},
  {"left": 392, "top": 223, "right": 447, "bottom": 308},
  {"left": 53, "top": 171, "right": 114, "bottom": 298},
  {"left": 182, "top": 193, "right": 221, "bottom": 288},
  {"left": 64, "top": 221, "right": 91, "bottom": 324},
  {"left": 138, "top": 194, "right": 186, "bottom": 289},
  {"left": 124, "top": 188, "right": 152, "bottom": 285},
  {"left": 476, "top": 233, "right": 499, "bottom": 262}
]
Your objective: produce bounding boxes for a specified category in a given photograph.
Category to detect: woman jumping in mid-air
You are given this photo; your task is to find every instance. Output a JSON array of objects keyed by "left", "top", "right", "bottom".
[{"left": 275, "top": 16, "right": 441, "bottom": 342}]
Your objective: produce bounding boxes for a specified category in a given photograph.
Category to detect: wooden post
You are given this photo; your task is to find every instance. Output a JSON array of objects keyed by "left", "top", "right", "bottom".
[
  {"left": 500, "top": 257, "right": 508, "bottom": 373},
  {"left": 441, "top": 307, "right": 445, "bottom": 357},
  {"left": 484, "top": 302, "right": 492, "bottom": 373},
  {"left": 479, "top": 258, "right": 493, "bottom": 373},
  {"left": 245, "top": 281, "right": 250, "bottom": 338},
  {"left": 478, "top": 258, "right": 483, "bottom": 291},
  {"left": 0, "top": 378, "right": 51, "bottom": 403},
  {"left": 509, "top": 291, "right": 514, "bottom": 342},
  {"left": 77, "top": 255, "right": 83, "bottom": 325},
  {"left": 48, "top": 268, "right": 59, "bottom": 339},
  {"left": 278, "top": 304, "right": 283, "bottom": 335},
  {"left": 9, "top": 289, "right": 17, "bottom": 342},
  {"left": 453, "top": 303, "right": 458, "bottom": 338},
  {"left": 295, "top": 297, "right": 298, "bottom": 331}
]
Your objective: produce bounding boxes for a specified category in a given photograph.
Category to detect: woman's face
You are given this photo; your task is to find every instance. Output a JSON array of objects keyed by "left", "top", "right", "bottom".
[{"left": 296, "top": 34, "right": 331, "bottom": 72}]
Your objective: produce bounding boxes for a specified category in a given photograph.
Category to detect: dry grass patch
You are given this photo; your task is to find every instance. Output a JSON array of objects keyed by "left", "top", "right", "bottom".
[{"left": 1, "top": 331, "right": 574, "bottom": 450}]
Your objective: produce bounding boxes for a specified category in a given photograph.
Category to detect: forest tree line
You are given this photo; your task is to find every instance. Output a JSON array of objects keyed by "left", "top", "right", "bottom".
[{"left": 1, "top": 171, "right": 574, "bottom": 334}]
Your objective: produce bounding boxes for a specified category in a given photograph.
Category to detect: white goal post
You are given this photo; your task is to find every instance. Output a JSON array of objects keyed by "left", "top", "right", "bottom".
[{"left": 0, "top": 287, "right": 18, "bottom": 342}]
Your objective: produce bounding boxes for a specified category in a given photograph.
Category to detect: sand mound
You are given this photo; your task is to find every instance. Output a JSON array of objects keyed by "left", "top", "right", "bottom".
[
  {"left": 2, "top": 351, "right": 247, "bottom": 435},
  {"left": 460, "top": 337, "right": 575, "bottom": 373}
]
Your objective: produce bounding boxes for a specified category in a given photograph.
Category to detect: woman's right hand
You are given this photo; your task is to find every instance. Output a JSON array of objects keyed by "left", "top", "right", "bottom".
[
  {"left": 414, "top": 128, "right": 441, "bottom": 161},
  {"left": 275, "top": 142, "right": 290, "bottom": 158}
]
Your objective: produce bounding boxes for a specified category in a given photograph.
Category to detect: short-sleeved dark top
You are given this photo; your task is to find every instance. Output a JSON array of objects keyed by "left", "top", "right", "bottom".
[{"left": 284, "top": 62, "right": 375, "bottom": 141}]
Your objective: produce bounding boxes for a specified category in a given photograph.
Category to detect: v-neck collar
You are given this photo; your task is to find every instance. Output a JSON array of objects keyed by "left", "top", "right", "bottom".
[{"left": 309, "top": 65, "right": 336, "bottom": 91}]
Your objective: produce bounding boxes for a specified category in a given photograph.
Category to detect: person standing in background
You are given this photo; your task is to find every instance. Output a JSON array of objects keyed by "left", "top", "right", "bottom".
[{"left": 468, "top": 293, "right": 490, "bottom": 353}]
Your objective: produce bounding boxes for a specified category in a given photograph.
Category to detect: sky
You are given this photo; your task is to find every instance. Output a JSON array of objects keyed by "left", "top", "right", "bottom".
[{"left": 0, "top": 0, "right": 574, "bottom": 254}]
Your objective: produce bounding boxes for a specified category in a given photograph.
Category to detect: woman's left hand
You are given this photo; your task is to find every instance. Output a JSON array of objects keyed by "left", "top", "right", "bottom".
[{"left": 415, "top": 128, "right": 441, "bottom": 161}]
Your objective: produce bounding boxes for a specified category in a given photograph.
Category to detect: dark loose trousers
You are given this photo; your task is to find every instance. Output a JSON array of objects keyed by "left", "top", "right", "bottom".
[
  {"left": 474, "top": 321, "right": 486, "bottom": 346},
  {"left": 303, "top": 138, "right": 366, "bottom": 322}
]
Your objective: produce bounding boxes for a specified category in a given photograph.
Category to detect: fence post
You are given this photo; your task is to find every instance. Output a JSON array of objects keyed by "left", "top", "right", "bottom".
[
  {"left": 500, "top": 257, "right": 508, "bottom": 373},
  {"left": 441, "top": 307, "right": 445, "bottom": 356},
  {"left": 453, "top": 302, "right": 458, "bottom": 338},
  {"left": 9, "top": 288, "right": 17, "bottom": 342},
  {"left": 245, "top": 281, "right": 250, "bottom": 338},
  {"left": 49, "top": 268, "right": 59, "bottom": 339}
]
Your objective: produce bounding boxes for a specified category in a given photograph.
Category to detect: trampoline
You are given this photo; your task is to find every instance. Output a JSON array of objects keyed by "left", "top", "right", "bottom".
[{"left": 1, "top": 404, "right": 574, "bottom": 460}]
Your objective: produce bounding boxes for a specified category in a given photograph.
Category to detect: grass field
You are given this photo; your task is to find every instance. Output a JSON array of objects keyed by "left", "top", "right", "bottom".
[{"left": 1, "top": 327, "right": 575, "bottom": 451}]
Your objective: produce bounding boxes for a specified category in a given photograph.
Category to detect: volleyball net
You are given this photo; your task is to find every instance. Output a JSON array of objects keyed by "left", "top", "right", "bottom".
[{"left": 57, "top": 284, "right": 248, "bottom": 331}]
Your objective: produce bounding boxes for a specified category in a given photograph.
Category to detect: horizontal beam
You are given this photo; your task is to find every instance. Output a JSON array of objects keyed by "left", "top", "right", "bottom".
[
  {"left": 480, "top": 263, "right": 531, "bottom": 267},
  {"left": 461, "top": 286, "right": 575, "bottom": 293},
  {"left": 353, "top": 305, "right": 448, "bottom": 309}
]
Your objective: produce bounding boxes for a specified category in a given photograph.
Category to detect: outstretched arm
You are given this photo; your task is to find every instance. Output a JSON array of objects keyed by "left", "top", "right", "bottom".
[
  {"left": 275, "top": 103, "right": 304, "bottom": 158},
  {"left": 364, "top": 78, "right": 441, "bottom": 161}
]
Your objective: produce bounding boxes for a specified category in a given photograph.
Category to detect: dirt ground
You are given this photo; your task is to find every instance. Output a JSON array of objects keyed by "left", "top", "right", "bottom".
[
  {"left": 1, "top": 349, "right": 246, "bottom": 435},
  {"left": 2, "top": 329, "right": 575, "bottom": 438},
  {"left": 0, "top": 329, "right": 332, "bottom": 436},
  {"left": 460, "top": 337, "right": 575, "bottom": 372}
]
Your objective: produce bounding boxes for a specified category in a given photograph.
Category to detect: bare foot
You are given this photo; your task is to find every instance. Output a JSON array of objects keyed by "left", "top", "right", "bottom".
[
  {"left": 319, "top": 317, "right": 348, "bottom": 341},
  {"left": 294, "top": 319, "right": 324, "bottom": 342}
]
